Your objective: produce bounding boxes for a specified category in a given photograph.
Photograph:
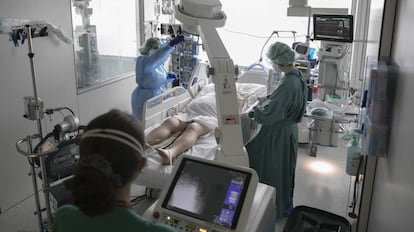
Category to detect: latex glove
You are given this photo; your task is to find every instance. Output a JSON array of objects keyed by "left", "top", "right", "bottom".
[
  {"left": 163, "top": 73, "right": 176, "bottom": 84},
  {"left": 169, "top": 35, "right": 185, "bottom": 47},
  {"left": 248, "top": 111, "right": 255, "bottom": 119},
  {"left": 167, "top": 72, "right": 176, "bottom": 80}
]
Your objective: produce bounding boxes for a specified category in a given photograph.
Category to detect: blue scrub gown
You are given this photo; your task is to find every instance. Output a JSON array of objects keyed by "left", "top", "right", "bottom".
[
  {"left": 131, "top": 43, "right": 175, "bottom": 121},
  {"left": 246, "top": 69, "right": 307, "bottom": 220}
]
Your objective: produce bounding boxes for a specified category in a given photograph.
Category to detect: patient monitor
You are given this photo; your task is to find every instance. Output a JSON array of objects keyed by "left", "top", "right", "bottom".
[
  {"left": 152, "top": 155, "right": 262, "bottom": 232},
  {"left": 313, "top": 14, "right": 354, "bottom": 101}
]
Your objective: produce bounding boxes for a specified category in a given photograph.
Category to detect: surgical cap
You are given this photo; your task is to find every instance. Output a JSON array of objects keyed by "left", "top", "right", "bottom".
[
  {"left": 266, "top": 42, "right": 296, "bottom": 65},
  {"left": 139, "top": 37, "right": 162, "bottom": 55}
]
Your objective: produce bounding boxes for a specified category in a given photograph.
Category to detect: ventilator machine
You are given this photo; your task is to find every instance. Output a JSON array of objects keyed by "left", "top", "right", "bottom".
[{"left": 143, "top": 1, "right": 277, "bottom": 231}]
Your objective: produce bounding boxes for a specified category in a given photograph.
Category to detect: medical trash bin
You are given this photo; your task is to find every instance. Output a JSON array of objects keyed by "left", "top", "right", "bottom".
[{"left": 283, "top": 205, "right": 351, "bottom": 232}]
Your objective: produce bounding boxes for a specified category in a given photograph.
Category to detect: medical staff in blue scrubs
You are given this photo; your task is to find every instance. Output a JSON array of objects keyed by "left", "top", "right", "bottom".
[
  {"left": 131, "top": 36, "right": 184, "bottom": 120},
  {"left": 246, "top": 42, "right": 307, "bottom": 220}
]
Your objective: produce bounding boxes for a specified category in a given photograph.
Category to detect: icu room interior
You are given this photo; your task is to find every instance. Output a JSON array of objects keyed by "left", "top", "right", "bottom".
[{"left": 1, "top": 0, "right": 414, "bottom": 232}]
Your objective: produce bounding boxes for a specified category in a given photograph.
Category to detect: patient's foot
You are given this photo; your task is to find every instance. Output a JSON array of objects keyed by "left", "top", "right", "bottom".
[{"left": 156, "top": 148, "right": 173, "bottom": 165}]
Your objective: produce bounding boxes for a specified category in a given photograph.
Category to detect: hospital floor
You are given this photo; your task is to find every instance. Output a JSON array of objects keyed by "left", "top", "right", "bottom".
[{"left": 0, "top": 138, "right": 358, "bottom": 232}]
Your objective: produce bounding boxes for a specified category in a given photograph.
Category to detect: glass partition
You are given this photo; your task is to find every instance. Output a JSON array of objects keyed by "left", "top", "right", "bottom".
[{"left": 71, "top": 0, "right": 138, "bottom": 92}]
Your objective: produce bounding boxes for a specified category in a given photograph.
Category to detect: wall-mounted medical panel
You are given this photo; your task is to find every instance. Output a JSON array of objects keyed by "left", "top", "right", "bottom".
[{"left": 362, "top": 59, "right": 398, "bottom": 157}]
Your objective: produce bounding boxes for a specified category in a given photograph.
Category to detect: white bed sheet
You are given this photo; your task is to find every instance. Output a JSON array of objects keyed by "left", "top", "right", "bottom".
[
  {"left": 135, "top": 82, "right": 267, "bottom": 190},
  {"left": 135, "top": 123, "right": 217, "bottom": 189}
]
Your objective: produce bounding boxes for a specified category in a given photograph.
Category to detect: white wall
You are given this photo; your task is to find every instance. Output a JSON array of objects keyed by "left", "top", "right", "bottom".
[
  {"left": 0, "top": 0, "right": 138, "bottom": 212},
  {"left": 77, "top": 77, "right": 136, "bottom": 125},
  {"left": 368, "top": 0, "right": 414, "bottom": 230},
  {"left": 0, "top": 0, "right": 78, "bottom": 212}
]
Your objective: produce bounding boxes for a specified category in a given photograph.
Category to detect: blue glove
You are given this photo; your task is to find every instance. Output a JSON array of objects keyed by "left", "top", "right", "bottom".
[
  {"left": 169, "top": 35, "right": 185, "bottom": 47},
  {"left": 167, "top": 72, "right": 176, "bottom": 80},
  {"left": 164, "top": 73, "right": 176, "bottom": 84},
  {"left": 248, "top": 111, "right": 255, "bottom": 119}
]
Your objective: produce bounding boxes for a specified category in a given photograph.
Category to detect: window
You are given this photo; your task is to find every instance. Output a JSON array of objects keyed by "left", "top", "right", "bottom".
[
  {"left": 71, "top": 0, "right": 138, "bottom": 92},
  {"left": 218, "top": 0, "right": 351, "bottom": 67}
]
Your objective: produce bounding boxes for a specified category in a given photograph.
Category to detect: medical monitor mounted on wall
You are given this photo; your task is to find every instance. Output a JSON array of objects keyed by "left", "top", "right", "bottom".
[
  {"left": 154, "top": 155, "right": 258, "bottom": 231},
  {"left": 313, "top": 14, "right": 354, "bottom": 43}
]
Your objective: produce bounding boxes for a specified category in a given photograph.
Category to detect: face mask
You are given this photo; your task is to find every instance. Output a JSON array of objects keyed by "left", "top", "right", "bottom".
[
  {"left": 272, "top": 64, "right": 282, "bottom": 74},
  {"left": 148, "top": 49, "right": 156, "bottom": 55}
]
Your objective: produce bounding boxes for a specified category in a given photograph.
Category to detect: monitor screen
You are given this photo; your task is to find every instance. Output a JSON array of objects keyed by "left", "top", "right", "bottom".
[
  {"left": 161, "top": 158, "right": 252, "bottom": 229},
  {"left": 313, "top": 14, "right": 354, "bottom": 43}
]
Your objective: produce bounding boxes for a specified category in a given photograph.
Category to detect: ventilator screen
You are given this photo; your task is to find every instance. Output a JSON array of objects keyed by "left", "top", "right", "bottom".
[{"left": 161, "top": 158, "right": 251, "bottom": 229}]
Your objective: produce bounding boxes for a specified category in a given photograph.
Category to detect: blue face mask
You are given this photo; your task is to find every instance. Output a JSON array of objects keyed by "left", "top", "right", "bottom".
[
  {"left": 272, "top": 64, "right": 282, "bottom": 74},
  {"left": 148, "top": 49, "right": 156, "bottom": 55}
]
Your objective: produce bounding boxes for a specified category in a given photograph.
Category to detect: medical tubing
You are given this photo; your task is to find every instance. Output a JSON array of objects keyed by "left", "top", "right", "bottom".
[
  {"left": 32, "top": 132, "right": 55, "bottom": 165},
  {"left": 258, "top": 31, "right": 276, "bottom": 63},
  {"left": 246, "top": 63, "right": 268, "bottom": 73},
  {"left": 54, "top": 107, "right": 76, "bottom": 115},
  {"left": 220, "top": 27, "right": 305, "bottom": 39}
]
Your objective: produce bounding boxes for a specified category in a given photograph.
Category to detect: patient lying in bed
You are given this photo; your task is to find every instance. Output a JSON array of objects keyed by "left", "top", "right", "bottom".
[
  {"left": 135, "top": 83, "right": 266, "bottom": 189},
  {"left": 145, "top": 91, "right": 245, "bottom": 165}
]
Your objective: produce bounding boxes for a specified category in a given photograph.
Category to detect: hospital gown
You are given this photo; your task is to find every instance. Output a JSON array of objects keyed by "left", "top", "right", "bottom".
[
  {"left": 131, "top": 43, "right": 175, "bottom": 121},
  {"left": 174, "top": 92, "right": 218, "bottom": 130},
  {"left": 246, "top": 69, "right": 307, "bottom": 219}
]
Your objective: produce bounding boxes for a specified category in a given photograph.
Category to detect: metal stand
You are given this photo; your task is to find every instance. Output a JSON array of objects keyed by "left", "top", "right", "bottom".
[
  {"left": 15, "top": 25, "right": 53, "bottom": 232},
  {"left": 16, "top": 135, "right": 58, "bottom": 232},
  {"left": 27, "top": 135, "right": 43, "bottom": 232}
]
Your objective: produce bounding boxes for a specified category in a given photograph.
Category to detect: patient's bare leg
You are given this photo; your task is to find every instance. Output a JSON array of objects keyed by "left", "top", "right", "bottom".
[
  {"left": 156, "top": 122, "right": 213, "bottom": 165},
  {"left": 146, "top": 117, "right": 188, "bottom": 146}
]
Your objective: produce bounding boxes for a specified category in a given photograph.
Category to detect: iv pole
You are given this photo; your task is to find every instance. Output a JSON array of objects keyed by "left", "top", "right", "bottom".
[
  {"left": 16, "top": 25, "right": 54, "bottom": 231},
  {"left": 9, "top": 20, "right": 74, "bottom": 231},
  {"left": 26, "top": 25, "right": 44, "bottom": 138}
]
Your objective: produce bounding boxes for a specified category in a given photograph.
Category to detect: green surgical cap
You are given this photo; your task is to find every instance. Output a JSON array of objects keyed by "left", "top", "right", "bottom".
[
  {"left": 139, "top": 37, "right": 162, "bottom": 55},
  {"left": 266, "top": 42, "right": 296, "bottom": 65}
]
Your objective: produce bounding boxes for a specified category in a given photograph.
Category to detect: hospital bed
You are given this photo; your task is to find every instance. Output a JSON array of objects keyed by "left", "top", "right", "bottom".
[{"left": 135, "top": 64, "right": 270, "bottom": 189}]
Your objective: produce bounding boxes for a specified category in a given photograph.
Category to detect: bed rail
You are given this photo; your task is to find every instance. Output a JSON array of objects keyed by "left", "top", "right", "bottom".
[{"left": 143, "top": 87, "right": 192, "bottom": 129}]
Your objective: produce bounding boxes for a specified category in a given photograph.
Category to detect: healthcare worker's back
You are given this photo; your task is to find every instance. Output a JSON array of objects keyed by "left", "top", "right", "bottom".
[{"left": 131, "top": 36, "right": 184, "bottom": 121}]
